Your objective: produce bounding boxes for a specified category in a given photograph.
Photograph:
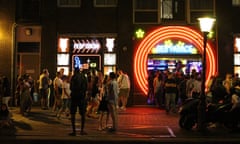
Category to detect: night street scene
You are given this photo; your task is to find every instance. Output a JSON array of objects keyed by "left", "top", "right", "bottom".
[{"left": 1, "top": 0, "right": 240, "bottom": 144}]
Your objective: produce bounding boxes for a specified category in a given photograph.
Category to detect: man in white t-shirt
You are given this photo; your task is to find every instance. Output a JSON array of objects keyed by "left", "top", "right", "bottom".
[
  {"left": 117, "top": 70, "right": 130, "bottom": 111},
  {"left": 52, "top": 71, "right": 63, "bottom": 112}
]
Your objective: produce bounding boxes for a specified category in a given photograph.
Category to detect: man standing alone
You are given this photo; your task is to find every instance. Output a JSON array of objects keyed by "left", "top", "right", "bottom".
[
  {"left": 117, "top": 70, "right": 130, "bottom": 111},
  {"left": 69, "top": 68, "right": 88, "bottom": 136},
  {"left": 106, "top": 72, "right": 119, "bottom": 132}
]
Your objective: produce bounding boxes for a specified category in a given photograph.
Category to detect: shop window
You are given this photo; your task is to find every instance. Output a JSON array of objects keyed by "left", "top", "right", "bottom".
[
  {"left": 57, "top": 0, "right": 81, "bottom": 7},
  {"left": 94, "top": 0, "right": 117, "bottom": 7},
  {"left": 234, "top": 36, "right": 240, "bottom": 75}
]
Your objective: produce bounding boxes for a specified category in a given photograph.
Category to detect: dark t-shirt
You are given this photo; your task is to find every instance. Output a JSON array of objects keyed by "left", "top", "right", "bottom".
[
  {"left": 70, "top": 72, "right": 87, "bottom": 100},
  {"left": 165, "top": 78, "right": 177, "bottom": 93}
]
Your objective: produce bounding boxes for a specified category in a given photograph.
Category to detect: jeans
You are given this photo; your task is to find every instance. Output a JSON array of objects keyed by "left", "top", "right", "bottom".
[{"left": 165, "top": 93, "right": 176, "bottom": 112}]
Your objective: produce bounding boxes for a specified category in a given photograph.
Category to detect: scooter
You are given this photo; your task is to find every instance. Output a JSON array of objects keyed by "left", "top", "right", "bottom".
[{"left": 178, "top": 97, "right": 240, "bottom": 130}]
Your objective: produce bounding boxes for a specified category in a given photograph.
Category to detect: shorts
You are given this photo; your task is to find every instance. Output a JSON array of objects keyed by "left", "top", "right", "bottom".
[
  {"left": 40, "top": 89, "right": 48, "bottom": 99},
  {"left": 118, "top": 88, "right": 130, "bottom": 98},
  {"left": 70, "top": 99, "right": 87, "bottom": 115}
]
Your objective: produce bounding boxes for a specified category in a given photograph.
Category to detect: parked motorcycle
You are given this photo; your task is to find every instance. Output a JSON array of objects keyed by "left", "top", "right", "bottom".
[{"left": 178, "top": 97, "right": 240, "bottom": 130}]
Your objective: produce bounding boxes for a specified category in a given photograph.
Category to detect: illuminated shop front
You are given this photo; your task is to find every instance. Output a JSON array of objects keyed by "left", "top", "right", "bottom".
[
  {"left": 234, "top": 35, "right": 240, "bottom": 74},
  {"left": 57, "top": 35, "right": 117, "bottom": 75},
  {"left": 134, "top": 26, "right": 217, "bottom": 95}
]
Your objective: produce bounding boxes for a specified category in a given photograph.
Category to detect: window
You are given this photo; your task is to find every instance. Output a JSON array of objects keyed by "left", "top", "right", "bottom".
[
  {"left": 189, "top": 0, "right": 214, "bottom": 23},
  {"left": 135, "top": 0, "right": 158, "bottom": 9},
  {"left": 161, "top": 0, "right": 173, "bottom": 19},
  {"left": 133, "top": 0, "right": 186, "bottom": 24},
  {"left": 133, "top": 0, "right": 159, "bottom": 24},
  {"left": 233, "top": 0, "right": 240, "bottom": 6},
  {"left": 190, "top": 0, "right": 213, "bottom": 9},
  {"left": 57, "top": 0, "right": 81, "bottom": 7},
  {"left": 94, "top": 0, "right": 117, "bottom": 7}
]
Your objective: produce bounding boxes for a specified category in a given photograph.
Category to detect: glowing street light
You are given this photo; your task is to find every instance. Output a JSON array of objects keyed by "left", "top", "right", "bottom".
[{"left": 198, "top": 17, "right": 215, "bottom": 132}]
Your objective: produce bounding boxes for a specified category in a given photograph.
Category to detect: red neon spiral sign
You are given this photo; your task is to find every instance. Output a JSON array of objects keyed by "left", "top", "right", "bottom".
[{"left": 134, "top": 26, "right": 217, "bottom": 95}]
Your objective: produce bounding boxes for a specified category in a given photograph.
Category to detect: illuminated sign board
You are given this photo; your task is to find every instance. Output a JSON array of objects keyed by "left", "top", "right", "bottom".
[
  {"left": 57, "top": 54, "right": 70, "bottom": 65},
  {"left": 151, "top": 40, "right": 198, "bottom": 54},
  {"left": 106, "top": 38, "right": 115, "bottom": 52},
  {"left": 72, "top": 39, "right": 101, "bottom": 54},
  {"left": 72, "top": 54, "right": 101, "bottom": 70},
  {"left": 234, "top": 37, "right": 240, "bottom": 53},
  {"left": 58, "top": 38, "right": 69, "bottom": 52},
  {"left": 104, "top": 53, "right": 116, "bottom": 65}
]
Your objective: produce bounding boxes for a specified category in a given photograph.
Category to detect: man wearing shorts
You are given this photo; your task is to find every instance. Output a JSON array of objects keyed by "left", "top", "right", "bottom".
[
  {"left": 117, "top": 70, "right": 130, "bottom": 111},
  {"left": 69, "top": 68, "right": 88, "bottom": 136}
]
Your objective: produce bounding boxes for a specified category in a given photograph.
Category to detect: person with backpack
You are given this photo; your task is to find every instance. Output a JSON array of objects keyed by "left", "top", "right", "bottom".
[{"left": 69, "top": 68, "right": 88, "bottom": 136}]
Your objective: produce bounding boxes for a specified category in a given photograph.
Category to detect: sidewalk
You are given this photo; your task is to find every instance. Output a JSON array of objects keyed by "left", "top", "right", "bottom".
[{"left": 1, "top": 105, "right": 240, "bottom": 144}]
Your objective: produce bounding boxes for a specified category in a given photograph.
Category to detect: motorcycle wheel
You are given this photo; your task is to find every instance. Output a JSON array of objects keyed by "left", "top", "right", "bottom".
[{"left": 179, "top": 115, "right": 196, "bottom": 130}]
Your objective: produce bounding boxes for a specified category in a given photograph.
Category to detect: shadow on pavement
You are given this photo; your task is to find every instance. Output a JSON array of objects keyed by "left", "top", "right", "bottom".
[{"left": 25, "top": 111, "right": 62, "bottom": 125}]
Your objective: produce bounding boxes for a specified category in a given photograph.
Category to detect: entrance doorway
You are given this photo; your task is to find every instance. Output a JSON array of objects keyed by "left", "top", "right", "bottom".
[{"left": 19, "top": 53, "right": 40, "bottom": 81}]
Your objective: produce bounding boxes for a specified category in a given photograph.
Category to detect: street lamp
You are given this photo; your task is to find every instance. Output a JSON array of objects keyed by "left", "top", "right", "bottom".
[{"left": 197, "top": 17, "right": 215, "bottom": 132}]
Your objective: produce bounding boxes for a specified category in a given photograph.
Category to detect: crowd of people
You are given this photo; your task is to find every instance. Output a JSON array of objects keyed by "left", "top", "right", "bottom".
[
  {"left": 148, "top": 69, "right": 240, "bottom": 114},
  {"left": 8, "top": 67, "right": 130, "bottom": 135},
  {"left": 4, "top": 66, "right": 240, "bottom": 134}
]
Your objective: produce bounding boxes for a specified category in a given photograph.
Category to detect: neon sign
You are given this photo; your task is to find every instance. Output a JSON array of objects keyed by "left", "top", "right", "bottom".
[
  {"left": 72, "top": 39, "right": 101, "bottom": 53},
  {"left": 74, "top": 56, "right": 82, "bottom": 69},
  {"left": 134, "top": 26, "right": 217, "bottom": 95},
  {"left": 152, "top": 40, "right": 198, "bottom": 54},
  {"left": 135, "top": 28, "right": 145, "bottom": 38}
]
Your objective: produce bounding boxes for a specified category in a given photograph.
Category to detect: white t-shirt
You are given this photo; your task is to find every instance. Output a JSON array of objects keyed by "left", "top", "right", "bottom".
[
  {"left": 117, "top": 74, "right": 130, "bottom": 89},
  {"left": 53, "top": 77, "right": 63, "bottom": 89},
  {"left": 62, "top": 81, "right": 71, "bottom": 99}
]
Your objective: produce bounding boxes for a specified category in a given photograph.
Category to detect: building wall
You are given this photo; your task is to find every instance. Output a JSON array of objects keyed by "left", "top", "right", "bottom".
[
  {"left": 41, "top": 0, "right": 57, "bottom": 79},
  {"left": 0, "top": 0, "right": 16, "bottom": 92},
  {"left": 216, "top": 0, "right": 234, "bottom": 77}
]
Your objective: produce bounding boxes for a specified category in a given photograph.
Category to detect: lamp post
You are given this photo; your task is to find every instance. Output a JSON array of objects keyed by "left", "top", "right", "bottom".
[{"left": 197, "top": 17, "right": 215, "bottom": 132}]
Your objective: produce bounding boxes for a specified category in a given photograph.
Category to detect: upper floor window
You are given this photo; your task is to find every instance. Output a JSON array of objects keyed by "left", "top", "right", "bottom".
[
  {"left": 57, "top": 0, "right": 81, "bottom": 7},
  {"left": 94, "top": 0, "right": 118, "bottom": 7},
  {"left": 161, "top": 0, "right": 173, "bottom": 19},
  {"left": 233, "top": 0, "right": 240, "bottom": 6},
  {"left": 135, "top": 0, "right": 158, "bottom": 9},
  {"left": 133, "top": 0, "right": 186, "bottom": 24},
  {"left": 189, "top": 0, "right": 214, "bottom": 23}
]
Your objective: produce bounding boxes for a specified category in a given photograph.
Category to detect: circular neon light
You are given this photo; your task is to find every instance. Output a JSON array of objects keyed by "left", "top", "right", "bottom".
[{"left": 134, "top": 26, "right": 217, "bottom": 95}]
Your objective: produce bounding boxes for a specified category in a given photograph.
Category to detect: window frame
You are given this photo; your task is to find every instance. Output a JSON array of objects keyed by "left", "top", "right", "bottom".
[
  {"left": 94, "top": 0, "right": 118, "bottom": 7},
  {"left": 57, "top": 0, "right": 81, "bottom": 8}
]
